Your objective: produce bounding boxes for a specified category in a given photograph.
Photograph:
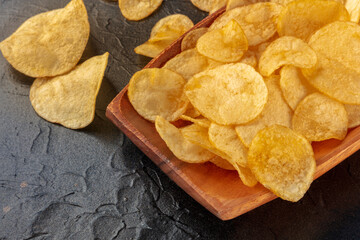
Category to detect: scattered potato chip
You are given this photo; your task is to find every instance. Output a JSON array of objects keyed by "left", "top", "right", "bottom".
[
  {"left": 185, "top": 63, "right": 268, "bottom": 125},
  {"left": 346, "top": 0, "right": 360, "bottom": 23},
  {"left": 345, "top": 104, "right": 360, "bottom": 128},
  {"left": 181, "top": 28, "right": 208, "bottom": 51},
  {"left": 128, "top": 68, "right": 188, "bottom": 122},
  {"left": 209, "top": 2, "right": 283, "bottom": 46},
  {"left": 155, "top": 116, "right": 215, "bottom": 163},
  {"left": 235, "top": 75, "right": 292, "bottom": 147},
  {"left": 29, "top": 53, "right": 108, "bottom": 129},
  {"left": 302, "top": 21, "right": 360, "bottom": 104},
  {"left": 180, "top": 115, "right": 211, "bottom": 128},
  {"left": 248, "top": 125, "right": 316, "bottom": 202},
  {"left": 197, "top": 20, "right": 248, "bottom": 63},
  {"left": 277, "top": 0, "right": 349, "bottom": 41},
  {"left": 135, "top": 14, "right": 194, "bottom": 58},
  {"left": 210, "top": 156, "right": 236, "bottom": 170},
  {"left": 226, "top": 0, "right": 267, "bottom": 11},
  {"left": 118, "top": 0, "right": 163, "bottom": 21},
  {"left": 259, "top": 36, "right": 317, "bottom": 77},
  {"left": 239, "top": 50, "right": 257, "bottom": 68},
  {"left": 0, "top": 0, "right": 89, "bottom": 78},
  {"left": 292, "top": 93, "right": 348, "bottom": 141}
]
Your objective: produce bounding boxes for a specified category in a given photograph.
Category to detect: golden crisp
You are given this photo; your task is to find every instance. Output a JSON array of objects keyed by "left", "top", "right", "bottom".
[
  {"left": 128, "top": 68, "right": 188, "bottom": 122},
  {"left": 292, "top": 93, "right": 348, "bottom": 141},
  {"left": 277, "top": 0, "right": 349, "bottom": 41},
  {"left": 0, "top": 0, "right": 89, "bottom": 78},
  {"left": 181, "top": 28, "right": 208, "bottom": 52},
  {"left": 197, "top": 20, "right": 248, "bottom": 63},
  {"left": 118, "top": 0, "right": 163, "bottom": 21},
  {"left": 29, "top": 53, "right": 108, "bottom": 129},
  {"left": 180, "top": 115, "right": 211, "bottom": 128},
  {"left": 209, "top": 0, "right": 228, "bottom": 14},
  {"left": 185, "top": 63, "right": 268, "bottom": 125},
  {"left": 226, "top": 0, "right": 268, "bottom": 11},
  {"left": 345, "top": 104, "right": 360, "bottom": 128},
  {"left": 191, "top": 0, "right": 226, "bottom": 12},
  {"left": 259, "top": 36, "right": 317, "bottom": 77},
  {"left": 345, "top": 0, "right": 360, "bottom": 23},
  {"left": 248, "top": 125, "right": 316, "bottom": 202},
  {"left": 155, "top": 116, "right": 215, "bottom": 163},
  {"left": 209, "top": 2, "right": 283, "bottom": 46},
  {"left": 239, "top": 50, "right": 257, "bottom": 68},
  {"left": 210, "top": 156, "right": 236, "bottom": 170}
]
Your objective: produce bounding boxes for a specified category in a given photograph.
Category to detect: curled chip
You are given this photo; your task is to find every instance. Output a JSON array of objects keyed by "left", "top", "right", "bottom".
[
  {"left": 0, "top": 0, "right": 89, "bottom": 78},
  {"left": 163, "top": 49, "right": 222, "bottom": 80},
  {"left": 292, "top": 93, "right": 348, "bottom": 142},
  {"left": 128, "top": 68, "right": 188, "bottom": 122},
  {"left": 248, "top": 125, "right": 316, "bottom": 202},
  {"left": 197, "top": 20, "right": 248, "bottom": 63},
  {"left": 277, "top": 0, "right": 349, "bottom": 41},
  {"left": 29, "top": 53, "right": 109, "bottom": 129},
  {"left": 119, "top": 0, "right": 163, "bottom": 21},
  {"left": 210, "top": 156, "right": 235, "bottom": 170},
  {"left": 135, "top": 14, "right": 194, "bottom": 58},
  {"left": 181, "top": 28, "right": 208, "bottom": 52},
  {"left": 226, "top": 0, "right": 268, "bottom": 11},
  {"left": 346, "top": 0, "right": 360, "bottom": 23},
  {"left": 345, "top": 105, "right": 360, "bottom": 128},
  {"left": 180, "top": 115, "right": 211, "bottom": 128},
  {"left": 259, "top": 36, "right": 317, "bottom": 77},
  {"left": 155, "top": 116, "right": 215, "bottom": 163},
  {"left": 185, "top": 63, "right": 268, "bottom": 125},
  {"left": 209, "top": 2, "right": 283, "bottom": 46},
  {"left": 235, "top": 75, "right": 292, "bottom": 147},
  {"left": 302, "top": 21, "right": 360, "bottom": 104}
]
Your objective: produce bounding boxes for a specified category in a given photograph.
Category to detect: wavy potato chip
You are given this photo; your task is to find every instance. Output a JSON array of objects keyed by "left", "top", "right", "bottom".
[
  {"left": 259, "top": 36, "right": 317, "bottom": 76},
  {"left": 248, "top": 125, "right": 316, "bottom": 202},
  {"left": 292, "top": 93, "right": 348, "bottom": 141},
  {"left": 128, "top": 68, "right": 188, "bottom": 122},
  {"left": 226, "top": 0, "right": 268, "bottom": 11},
  {"left": 181, "top": 28, "right": 208, "bottom": 52},
  {"left": 197, "top": 20, "right": 248, "bottom": 62},
  {"left": 29, "top": 53, "right": 108, "bottom": 129},
  {"left": 180, "top": 115, "right": 211, "bottom": 128},
  {"left": 346, "top": 0, "right": 360, "bottom": 23},
  {"left": 277, "top": 0, "right": 349, "bottom": 40},
  {"left": 185, "top": 63, "right": 268, "bottom": 125},
  {"left": 345, "top": 104, "right": 360, "bottom": 128},
  {"left": 155, "top": 116, "right": 215, "bottom": 163},
  {"left": 0, "top": 0, "right": 89, "bottom": 78},
  {"left": 303, "top": 21, "right": 360, "bottom": 104},
  {"left": 118, "top": 0, "right": 163, "bottom": 21},
  {"left": 209, "top": 2, "right": 283, "bottom": 46}
]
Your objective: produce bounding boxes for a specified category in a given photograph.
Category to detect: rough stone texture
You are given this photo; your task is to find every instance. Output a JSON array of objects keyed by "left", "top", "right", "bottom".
[{"left": 1, "top": 0, "right": 360, "bottom": 239}]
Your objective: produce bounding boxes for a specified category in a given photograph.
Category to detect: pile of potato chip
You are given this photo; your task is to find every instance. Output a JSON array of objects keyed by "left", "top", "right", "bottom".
[
  {"left": 128, "top": 0, "right": 360, "bottom": 202},
  {"left": 0, "top": 0, "right": 109, "bottom": 129}
]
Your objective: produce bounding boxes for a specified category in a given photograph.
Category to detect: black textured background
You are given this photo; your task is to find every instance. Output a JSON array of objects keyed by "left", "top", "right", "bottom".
[{"left": 1, "top": 0, "right": 360, "bottom": 239}]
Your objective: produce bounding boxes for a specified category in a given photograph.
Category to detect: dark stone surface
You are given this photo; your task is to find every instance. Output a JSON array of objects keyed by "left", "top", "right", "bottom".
[{"left": 1, "top": 0, "right": 360, "bottom": 239}]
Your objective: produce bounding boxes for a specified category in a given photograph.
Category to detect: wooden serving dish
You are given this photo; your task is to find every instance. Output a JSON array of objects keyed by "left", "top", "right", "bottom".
[{"left": 106, "top": 8, "right": 360, "bottom": 220}]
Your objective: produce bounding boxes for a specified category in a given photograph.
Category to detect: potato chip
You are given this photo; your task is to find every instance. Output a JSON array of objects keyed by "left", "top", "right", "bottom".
[
  {"left": 135, "top": 14, "right": 194, "bottom": 58},
  {"left": 239, "top": 50, "right": 257, "bottom": 68},
  {"left": 155, "top": 116, "right": 215, "bottom": 163},
  {"left": 292, "top": 93, "right": 348, "bottom": 141},
  {"left": 180, "top": 115, "right": 211, "bottom": 128},
  {"left": 226, "top": 0, "right": 267, "bottom": 11},
  {"left": 271, "top": 0, "right": 346, "bottom": 5},
  {"left": 210, "top": 156, "right": 236, "bottom": 170},
  {"left": 209, "top": 2, "right": 283, "bottom": 46},
  {"left": 190, "top": 0, "right": 216, "bottom": 12},
  {"left": 0, "top": 0, "right": 89, "bottom": 78},
  {"left": 197, "top": 20, "right": 248, "bottom": 63},
  {"left": 277, "top": 0, "right": 349, "bottom": 41},
  {"left": 209, "top": 0, "right": 228, "bottom": 14},
  {"left": 248, "top": 125, "right": 316, "bottom": 202},
  {"left": 345, "top": 104, "right": 360, "bottom": 128},
  {"left": 346, "top": 0, "right": 360, "bottom": 23},
  {"left": 29, "top": 53, "right": 108, "bottom": 129},
  {"left": 183, "top": 104, "right": 201, "bottom": 118},
  {"left": 235, "top": 75, "right": 292, "bottom": 147},
  {"left": 259, "top": 36, "right": 317, "bottom": 77},
  {"left": 181, "top": 28, "right": 208, "bottom": 52},
  {"left": 118, "top": 0, "right": 163, "bottom": 21},
  {"left": 302, "top": 21, "right": 360, "bottom": 104},
  {"left": 185, "top": 63, "right": 268, "bottom": 125},
  {"left": 128, "top": 68, "right": 188, "bottom": 122}
]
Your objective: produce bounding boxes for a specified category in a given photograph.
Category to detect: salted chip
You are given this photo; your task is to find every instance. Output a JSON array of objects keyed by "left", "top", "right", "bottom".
[
  {"left": 118, "top": 0, "right": 163, "bottom": 21},
  {"left": 277, "top": 0, "right": 349, "bottom": 41},
  {"left": 128, "top": 68, "right": 188, "bottom": 122},
  {"left": 209, "top": 2, "right": 283, "bottom": 46},
  {"left": 135, "top": 14, "right": 194, "bottom": 58},
  {"left": 29, "top": 53, "right": 108, "bottom": 129},
  {"left": 185, "top": 63, "right": 268, "bottom": 125},
  {"left": 226, "top": 0, "right": 268, "bottom": 11},
  {"left": 302, "top": 21, "right": 360, "bottom": 104},
  {"left": 292, "top": 93, "right": 348, "bottom": 141},
  {"left": 235, "top": 75, "right": 292, "bottom": 147},
  {"left": 180, "top": 115, "right": 211, "bottom": 128},
  {"left": 259, "top": 36, "right": 317, "bottom": 77},
  {"left": 0, "top": 0, "right": 89, "bottom": 78},
  {"left": 346, "top": 0, "right": 360, "bottom": 23},
  {"left": 181, "top": 28, "right": 208, "bottom": 52},
  {"left": 248, "top": 125, "right": 316, "bottom": 202},
  {"left": 239, "top": 50, "right": 257, "bottom": 68},
  {"left": 345, "top": 104, "right": 360, "bottom": 128},
  {"left": 197, "top": 20, "right": 248, "bottom": 63},
  {"left": 162, "top": 49, "right": 221, "bottom": 80},
  {"left": 155, "top": 116, "right": 214, "bottom": 163}
]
